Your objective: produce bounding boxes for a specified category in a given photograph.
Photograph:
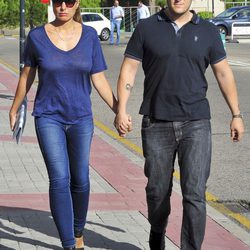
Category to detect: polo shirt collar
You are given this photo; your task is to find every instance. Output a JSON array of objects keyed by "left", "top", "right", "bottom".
[{"left": 157, "top": 8, "right": 200, "bottom": 25}]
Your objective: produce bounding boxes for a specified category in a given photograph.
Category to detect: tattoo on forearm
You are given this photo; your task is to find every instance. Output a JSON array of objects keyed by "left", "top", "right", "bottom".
[{"left": 125, "top": 83, "right": 133, "bottom": 91}]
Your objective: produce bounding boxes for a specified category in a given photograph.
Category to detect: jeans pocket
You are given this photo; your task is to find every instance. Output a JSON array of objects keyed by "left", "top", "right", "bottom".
[{"left": 141, "top": 116, "right": 154, "bottom": 129}]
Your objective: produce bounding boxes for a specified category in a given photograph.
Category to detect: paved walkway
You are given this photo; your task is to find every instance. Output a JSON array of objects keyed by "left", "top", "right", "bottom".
[{"left": 0, "top": 63, "right": 250, "bottom": 250}]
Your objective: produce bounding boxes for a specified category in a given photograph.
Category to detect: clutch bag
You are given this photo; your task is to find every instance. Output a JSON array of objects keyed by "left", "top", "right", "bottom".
[{"left": 13, "top": 98, "right": 27, "bottom": 144}]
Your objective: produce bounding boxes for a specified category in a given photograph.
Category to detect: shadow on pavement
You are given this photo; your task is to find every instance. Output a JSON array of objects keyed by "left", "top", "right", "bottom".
[
  {"left": 0, "top": 245, "right": 14, "bottom": 250},
  {"left": 0, "top": 94, "right": 14, "bottom": 100},
  {"left": 0, "top": 206, "right": 142, "bottom": 250}
]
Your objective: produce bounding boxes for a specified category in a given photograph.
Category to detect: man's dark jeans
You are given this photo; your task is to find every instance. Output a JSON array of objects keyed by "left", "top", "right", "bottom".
[{"left": 141, "top": 116, "right": 212, "bottom": 250}]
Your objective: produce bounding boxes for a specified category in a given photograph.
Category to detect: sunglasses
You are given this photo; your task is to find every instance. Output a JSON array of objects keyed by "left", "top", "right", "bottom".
[{"left": 52, "top": 0, "right": 76, "bottom": 8}]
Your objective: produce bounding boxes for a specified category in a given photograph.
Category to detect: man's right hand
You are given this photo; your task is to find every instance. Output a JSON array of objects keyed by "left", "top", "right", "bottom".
[{"left": 114, "top": 112, "right": 132, "bottom": 137}]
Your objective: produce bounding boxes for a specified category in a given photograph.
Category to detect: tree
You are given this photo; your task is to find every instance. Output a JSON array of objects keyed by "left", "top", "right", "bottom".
[
  {"left": 0, "top": 0, "right": 19, "bottom": 27},
  {"left": 0, "top": 0, "right": 104, "bottom": 28},
  {"left": 0, "top": 0, "right": 47, "bottom": 28},
  {"left": 0, "top": 0, "right": 8, "bottom": 28},
  {"left": 25, "top": 0, "right": 47, "bottom": 28}
]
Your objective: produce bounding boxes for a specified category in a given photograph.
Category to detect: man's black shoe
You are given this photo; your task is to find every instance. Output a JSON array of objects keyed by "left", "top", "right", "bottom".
[{"left": 149, "top": 229, "right": 165, "bottom": 250}]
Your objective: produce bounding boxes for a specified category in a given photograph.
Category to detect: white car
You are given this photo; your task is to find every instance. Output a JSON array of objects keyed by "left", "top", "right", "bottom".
[{"left": 81, "top": 12, "right": 111, "bottom": 41}]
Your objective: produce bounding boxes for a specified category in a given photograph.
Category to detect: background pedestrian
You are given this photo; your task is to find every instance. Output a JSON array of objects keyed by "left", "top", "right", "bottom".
[
  {"left": 110, "top": 0, "right": 124, "bottom": 45},
  {"left": 137, "top": 1, "right": 150, "bottom": 23}
]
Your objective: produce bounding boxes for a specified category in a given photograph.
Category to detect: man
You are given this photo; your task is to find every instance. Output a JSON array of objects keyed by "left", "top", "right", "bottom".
[
  {"left": 110, "top": 0, "right": 124, "bottom": 45},
  {"left": 137, "top": 1, "right": 150, "bottom": 23},
  {"left": 114, "top": 0, "right": 244, "bottom": 249}
]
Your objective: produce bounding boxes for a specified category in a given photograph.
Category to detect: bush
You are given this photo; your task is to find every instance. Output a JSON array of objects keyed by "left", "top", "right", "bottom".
[
  {"left": 80, "top": 0, "right": 101, "bottom": 8},
  {"left": 156, "top": 0, "right": 166, "bottom": 9},
  {"left": 198, "top": 11, "right": 214, "bottom": 19}
]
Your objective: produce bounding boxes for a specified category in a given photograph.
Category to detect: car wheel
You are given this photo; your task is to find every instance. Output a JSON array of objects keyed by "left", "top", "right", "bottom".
[
  {"left": 100, "top": 28, "right": 110, "bottom": 41},
  {"left": 217, "top": 25, "right": 228, "bottom": 35}
]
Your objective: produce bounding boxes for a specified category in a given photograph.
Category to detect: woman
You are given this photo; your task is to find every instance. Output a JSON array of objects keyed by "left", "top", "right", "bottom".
[{"left": 9, "top": 0, "right": 119, "bottom": 249}]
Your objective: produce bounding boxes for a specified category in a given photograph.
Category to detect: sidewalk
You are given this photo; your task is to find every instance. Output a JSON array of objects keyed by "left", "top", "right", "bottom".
[{"left": 0, "top": 63, "right": 250, "bottom": 250}]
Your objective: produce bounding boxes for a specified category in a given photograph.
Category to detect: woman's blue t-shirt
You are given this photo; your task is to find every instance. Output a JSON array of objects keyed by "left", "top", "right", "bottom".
[{"left": 24, "top": 24, "right": 107, "bottom": 124}]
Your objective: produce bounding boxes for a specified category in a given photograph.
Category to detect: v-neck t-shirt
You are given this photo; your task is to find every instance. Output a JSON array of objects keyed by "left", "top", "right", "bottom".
[{"left": 24, "top": 24, "right": 107, "bottom": 124}]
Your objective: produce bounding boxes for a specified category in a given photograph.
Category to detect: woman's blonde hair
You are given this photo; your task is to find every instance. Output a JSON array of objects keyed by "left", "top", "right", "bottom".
[{"left": 73, "top": 6, "right": 82, "bottom": 23}]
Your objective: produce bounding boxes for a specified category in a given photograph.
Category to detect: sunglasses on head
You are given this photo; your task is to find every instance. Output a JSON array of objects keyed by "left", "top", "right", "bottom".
[{"left": 52, "top": 0, "right": 76, "bottom": 8}]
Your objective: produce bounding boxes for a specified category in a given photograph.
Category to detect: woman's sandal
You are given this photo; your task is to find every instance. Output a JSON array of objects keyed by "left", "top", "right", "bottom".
[{"left": 75, "top": 235, "right": 84, "bottom": 250}]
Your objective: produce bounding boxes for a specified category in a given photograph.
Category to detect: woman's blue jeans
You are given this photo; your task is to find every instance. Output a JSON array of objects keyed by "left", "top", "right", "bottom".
[
  {"left": 141, "top": 117, "right": 211, "bottom": 250},
  {"left": 35, "top": 116, "right": 93, "bottom": 248}
]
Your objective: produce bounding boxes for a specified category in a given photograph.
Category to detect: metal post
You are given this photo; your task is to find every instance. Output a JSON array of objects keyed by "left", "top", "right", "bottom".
[
  {"left": 19, "top": 0, "right": 27, "bottom": 115},
  {"left": 212, "top": 0, "right": 214, "bottom": 15},
  {"left": 20, "top": 0, "right": 25, "bottom": 75},
  {"left": 129, "top": 8, "right": 132, "bottom": 32}
]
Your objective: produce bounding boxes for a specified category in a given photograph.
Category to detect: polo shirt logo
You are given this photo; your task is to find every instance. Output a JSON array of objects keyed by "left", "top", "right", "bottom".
[{"left": 194, "top": 36, "right": 198, "bottom": 42}]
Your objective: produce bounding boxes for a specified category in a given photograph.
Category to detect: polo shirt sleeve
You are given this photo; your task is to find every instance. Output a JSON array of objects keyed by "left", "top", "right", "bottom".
[
  {"left": 124, "top": 25, "right": 144, "bottom": 61},
  {"left": 90, "top": 32, "right": 107, "bottom": 74},
  {"left": 209, "top": 28, "right": 226, "bottom": 65},
  {"left": 24, "top": 33, "right": 38, "bottom": 68}
]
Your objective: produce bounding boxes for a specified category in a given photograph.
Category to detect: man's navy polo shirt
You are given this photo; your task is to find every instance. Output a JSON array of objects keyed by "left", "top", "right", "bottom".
[{"left": 125, "top": 9, "right": 226, "bottom": 121}]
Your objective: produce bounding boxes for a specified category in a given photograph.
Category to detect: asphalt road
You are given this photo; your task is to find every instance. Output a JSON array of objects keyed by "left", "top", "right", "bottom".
[{"left": 0, "top": 35, "right": 250, "bottom": 227}]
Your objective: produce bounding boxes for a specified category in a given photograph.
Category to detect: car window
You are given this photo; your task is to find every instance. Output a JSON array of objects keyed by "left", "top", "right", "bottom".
[
  {"left": 82, "top": 14, "right": 91, "bottom": 22},
  {"left": 235, "top": 9, "right": 250, "bottom": 18},
  {"left": 92, "top": 14, "right": 103, "bottom": 21},
  {"left": 217, "top": 7, "right": 240, "bottom": 18},
  {"left": 82, "top": 14, "right": 103, "bottom": 22},
  {"left": 244, "top": 9, "right": 250, "bottom": 18}
]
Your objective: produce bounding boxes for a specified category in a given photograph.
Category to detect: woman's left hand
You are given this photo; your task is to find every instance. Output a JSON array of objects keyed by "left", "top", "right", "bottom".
[{"left": 9, "top": 110, "right": 17, "bottom": 131}]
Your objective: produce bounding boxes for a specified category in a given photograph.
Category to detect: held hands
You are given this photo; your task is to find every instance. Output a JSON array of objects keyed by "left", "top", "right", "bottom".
[
  {"left": 114, "top": 112, "right": 132, "bottom": 137},
  {"left": 230, "top": 118, "right": 244, "bottom": 142}
]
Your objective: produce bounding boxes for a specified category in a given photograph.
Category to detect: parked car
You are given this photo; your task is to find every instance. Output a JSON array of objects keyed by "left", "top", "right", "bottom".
[
  {"left": 208, "top": 6, "right": 250, "bottom": 36},
  {"left": 81, "top": 12, "right": 111, "bottom": 41}
]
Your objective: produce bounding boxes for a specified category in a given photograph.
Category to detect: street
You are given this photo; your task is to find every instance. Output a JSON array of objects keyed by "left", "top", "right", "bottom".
[{"left": 0, "top": 35, "right": 250, "bottom": 230}]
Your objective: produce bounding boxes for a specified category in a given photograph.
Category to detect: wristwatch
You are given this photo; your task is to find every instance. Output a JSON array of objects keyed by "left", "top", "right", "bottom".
[{"left": 232, "top": 113, "right": 243, "bottom": 119}]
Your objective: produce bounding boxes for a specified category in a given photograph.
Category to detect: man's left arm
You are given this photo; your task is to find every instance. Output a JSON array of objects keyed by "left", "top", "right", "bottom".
[{"left": 211, "top": 59, "right": 244, "bottom": 142}]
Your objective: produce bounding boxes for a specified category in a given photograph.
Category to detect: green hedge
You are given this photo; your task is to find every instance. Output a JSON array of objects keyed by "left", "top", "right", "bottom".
[{"left": 198, "top": 11, "right": 213, "bottom": 19}]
